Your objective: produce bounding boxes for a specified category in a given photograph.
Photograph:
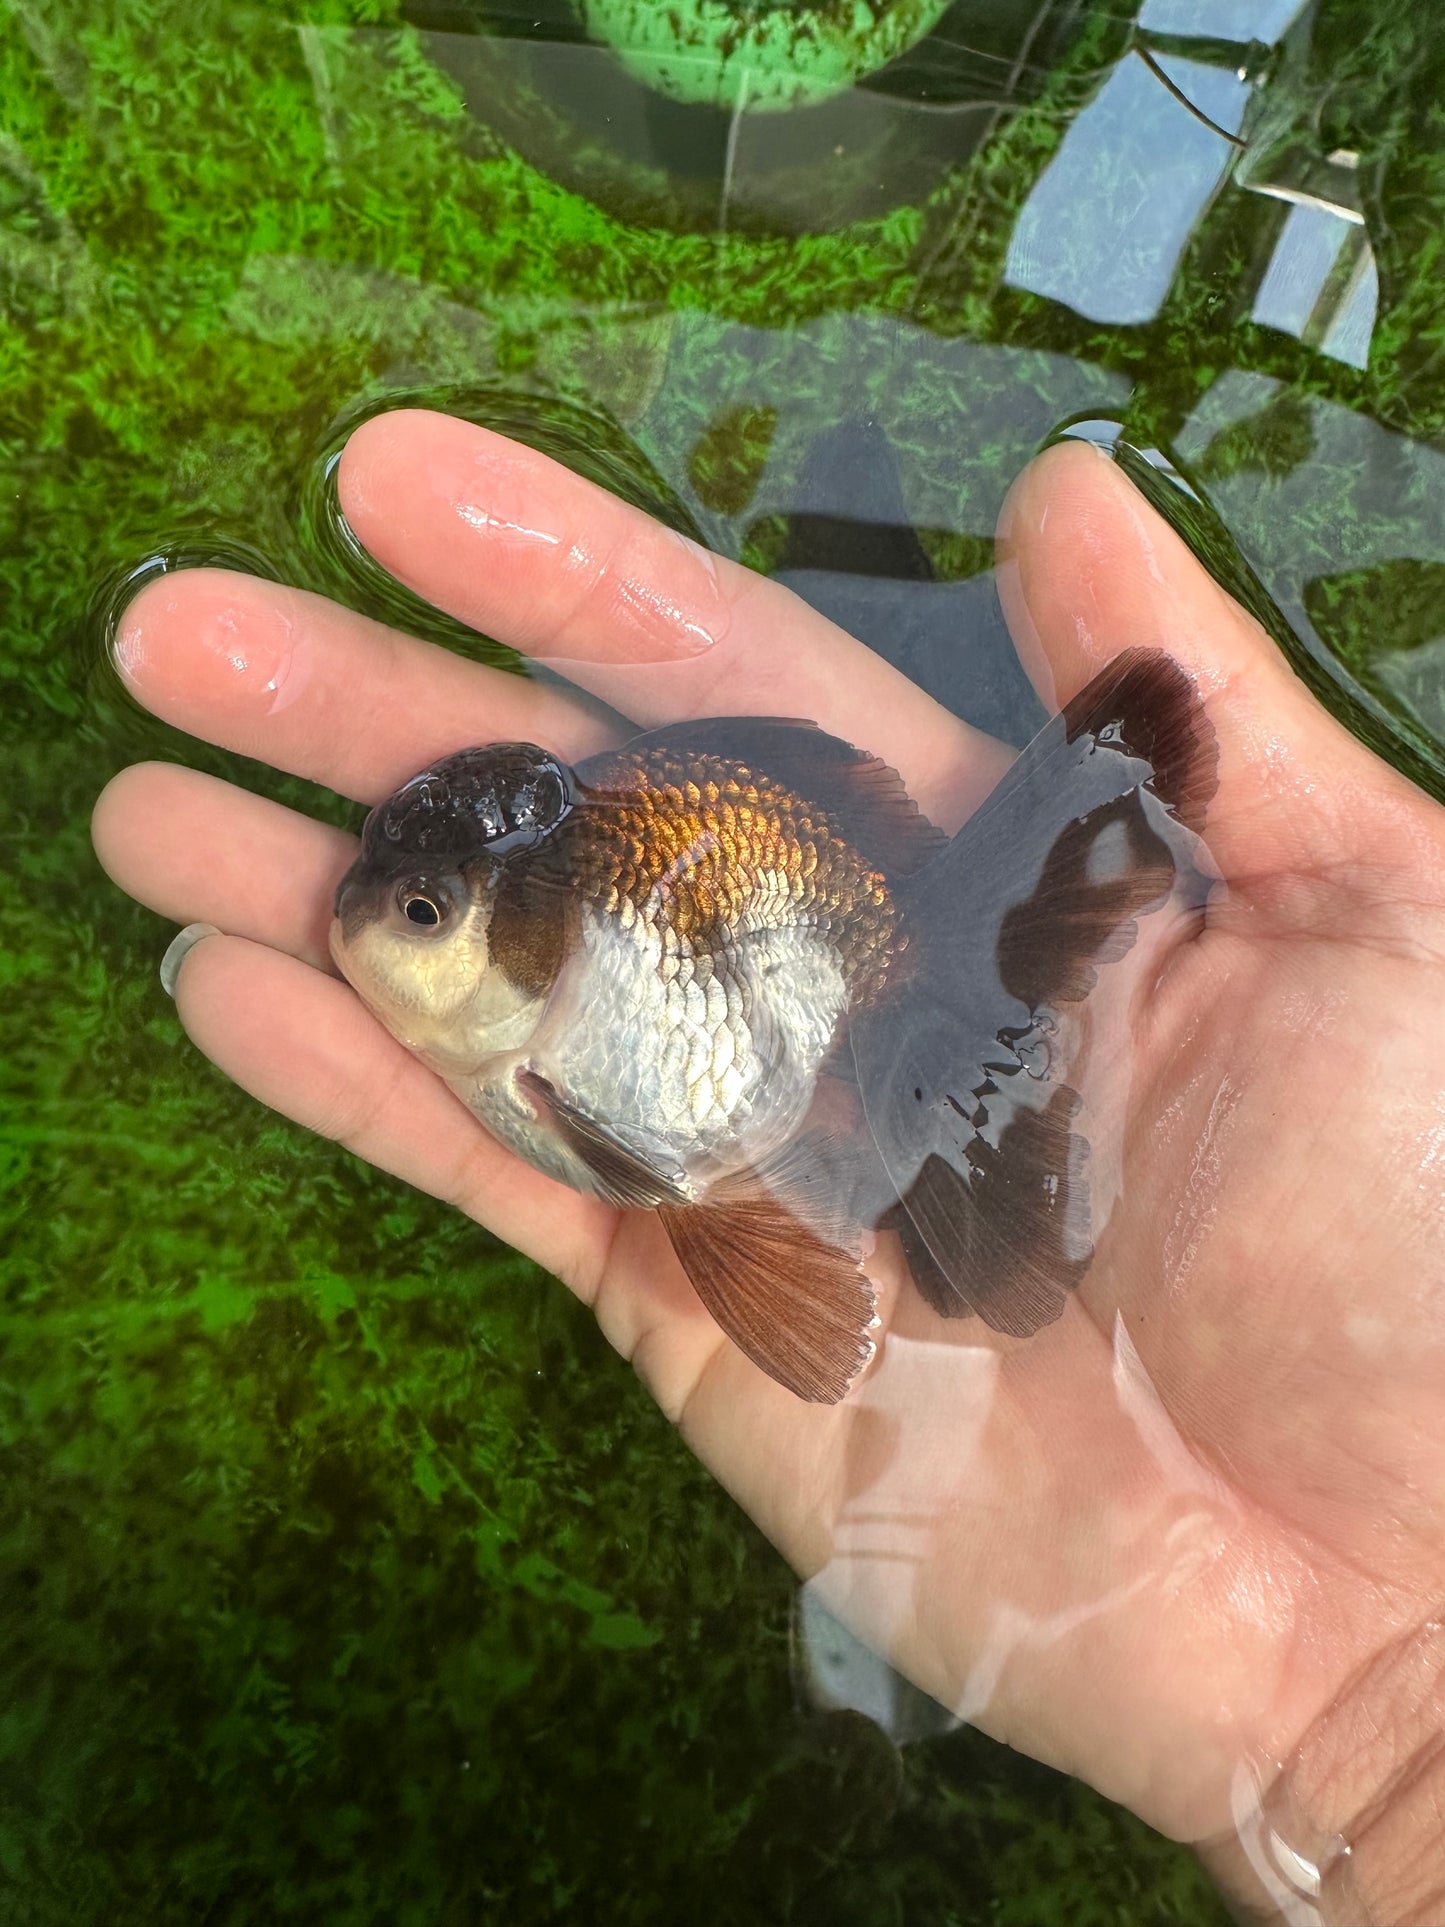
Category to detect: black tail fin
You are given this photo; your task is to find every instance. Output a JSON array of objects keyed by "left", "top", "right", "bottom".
[{"left": 852, "top": 649, "right": 1217, "bottom": 1336}]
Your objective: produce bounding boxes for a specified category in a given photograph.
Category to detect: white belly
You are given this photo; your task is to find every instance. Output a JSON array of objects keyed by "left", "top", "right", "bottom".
[{"left": 447, "top": 899, "right": 850, "bottom": 1201}]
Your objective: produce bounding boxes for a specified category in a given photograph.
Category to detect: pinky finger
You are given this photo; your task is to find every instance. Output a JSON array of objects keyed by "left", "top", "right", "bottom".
[{"left": 169, "top": 932, "right": 618, "bottom": 1299}]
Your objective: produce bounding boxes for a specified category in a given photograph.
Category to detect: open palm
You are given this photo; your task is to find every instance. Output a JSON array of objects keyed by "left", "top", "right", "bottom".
[{"left": 94, "top": 416, "right": 1445, "bottom": 1912}]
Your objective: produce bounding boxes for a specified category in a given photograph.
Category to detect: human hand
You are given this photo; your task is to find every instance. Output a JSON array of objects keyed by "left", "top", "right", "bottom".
[{"left": 93, "top": 415, "right": 1445, "bottom": 1923}]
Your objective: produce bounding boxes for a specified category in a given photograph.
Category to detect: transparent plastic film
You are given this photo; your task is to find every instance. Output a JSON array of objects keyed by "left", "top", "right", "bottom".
[{"left": 312, "top": 406, "right": 1445, "bottom": 1927}]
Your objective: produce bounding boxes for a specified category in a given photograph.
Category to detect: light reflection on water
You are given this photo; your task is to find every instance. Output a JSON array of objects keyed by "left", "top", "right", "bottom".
[
  {"left": 1250, "top": 200, "right": 1377, "bottom": 369},
  {"left": 1006, "top": 53, "right": 1249, "bottom": 324},
  {"left": 1138, "top": 0, "right": 1309, "bottom": 35}
]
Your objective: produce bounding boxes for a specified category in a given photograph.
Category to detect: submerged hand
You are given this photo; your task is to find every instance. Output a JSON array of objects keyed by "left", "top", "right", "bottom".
[{"left": 94, "top": 416, "right": 1445, "bottom": 1924}]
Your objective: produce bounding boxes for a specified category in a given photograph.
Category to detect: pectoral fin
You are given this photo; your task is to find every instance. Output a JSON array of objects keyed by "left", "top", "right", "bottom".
[
  {"left": 519, "top": 1073, "right": 876, "bottom": 1401},
  {"left": 517, "top": 1070, "right": 689, "bottom": 1210}
]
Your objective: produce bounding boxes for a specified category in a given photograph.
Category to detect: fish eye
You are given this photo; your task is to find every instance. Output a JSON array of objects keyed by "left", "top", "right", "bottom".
[{"left": 396, "top": 880, "right": 453, "bottom": 930}]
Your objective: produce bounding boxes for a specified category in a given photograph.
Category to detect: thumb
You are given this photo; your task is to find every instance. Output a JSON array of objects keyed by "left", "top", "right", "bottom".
[{"left": 995, "top": 441, "right": 1444, "bottom": 909}]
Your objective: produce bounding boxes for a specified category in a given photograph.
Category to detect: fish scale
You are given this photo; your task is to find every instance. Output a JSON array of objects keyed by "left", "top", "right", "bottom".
[
  {"left": 550, "top": 884, "right": 842, "bottom": 1166},
  {"left": 551, "top": 749, "right": 902, "bottom": 1011}
]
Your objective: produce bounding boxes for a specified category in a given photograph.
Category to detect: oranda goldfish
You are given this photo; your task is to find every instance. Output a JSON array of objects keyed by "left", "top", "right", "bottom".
[{"left": 331, "top": 649, "right": 1216, "bottom": 1402}]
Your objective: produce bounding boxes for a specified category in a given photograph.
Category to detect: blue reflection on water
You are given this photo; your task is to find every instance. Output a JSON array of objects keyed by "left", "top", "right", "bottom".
[
  {"left": 1253, "top": 202, "right": 1357, "bottom": 338},
  {"left": 1137, "top": 0, "right": 1309, "bottom": 39},
  {"left": 1004, "top": 54, "right": 1248, "bottom": 325},
  {"left": 1320, "top": 252, "right": 1378, "bottom": 371}
]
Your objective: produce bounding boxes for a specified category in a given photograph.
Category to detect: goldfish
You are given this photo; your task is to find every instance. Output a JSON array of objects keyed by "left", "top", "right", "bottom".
[{"left": 330, "top": 649, "right": 1216, "bottom": 1402}]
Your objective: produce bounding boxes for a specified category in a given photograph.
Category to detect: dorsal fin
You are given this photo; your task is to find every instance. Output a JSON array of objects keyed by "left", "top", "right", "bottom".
[{"left": 579, "top": 717, "right": 946, "bottom": 878}]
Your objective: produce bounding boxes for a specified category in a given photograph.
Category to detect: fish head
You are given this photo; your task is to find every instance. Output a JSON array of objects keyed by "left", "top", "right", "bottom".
[{"left": 329, "top": 743, "right": 579, "bottom": 1076}]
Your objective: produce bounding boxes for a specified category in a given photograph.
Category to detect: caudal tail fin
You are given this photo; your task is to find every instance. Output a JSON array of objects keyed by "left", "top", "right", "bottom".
[{"left": 852, "top": 648, "right": 1218, "bottom": 1336}]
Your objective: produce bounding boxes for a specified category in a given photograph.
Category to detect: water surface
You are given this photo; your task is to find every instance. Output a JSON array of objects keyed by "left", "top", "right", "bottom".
[{"left": 3, "top": 2, "right": 1441, "bottom": 1920}]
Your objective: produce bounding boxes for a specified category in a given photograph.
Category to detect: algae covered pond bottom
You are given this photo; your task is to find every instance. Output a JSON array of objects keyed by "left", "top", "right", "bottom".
[{"left": 3, "top": 0, "right": 1444, "bottom": 1920}]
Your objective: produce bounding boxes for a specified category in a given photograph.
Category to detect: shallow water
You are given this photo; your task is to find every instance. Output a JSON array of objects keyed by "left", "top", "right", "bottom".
[{"left": 3, "top": 1, "right": 1442, "bottom": 1921}]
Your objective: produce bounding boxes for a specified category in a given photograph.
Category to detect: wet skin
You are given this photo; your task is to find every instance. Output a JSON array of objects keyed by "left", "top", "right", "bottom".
[{"left": 94, "top": 417, "right": 1445, "bottom": 1923}]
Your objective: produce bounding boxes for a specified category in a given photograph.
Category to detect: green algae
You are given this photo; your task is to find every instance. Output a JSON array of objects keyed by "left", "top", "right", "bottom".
[
  {"left": 575, "top": 0, "right": 954, "bottom": 111},
  {"left": 4, "top": 0, "right": 1443, "bottom": 1920}
]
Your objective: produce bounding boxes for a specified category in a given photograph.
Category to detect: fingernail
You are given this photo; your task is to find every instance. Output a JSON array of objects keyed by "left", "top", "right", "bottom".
[
  {"left": 160, "top": 923, "right": 221, "bottom": 998},
  {"left": 665, "top": 531, "right": 730, "bottom": 655}
]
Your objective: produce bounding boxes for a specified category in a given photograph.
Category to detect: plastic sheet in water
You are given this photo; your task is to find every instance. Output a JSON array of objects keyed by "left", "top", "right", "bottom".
[{"left": 117, "top": 390, "right": 1445, "bottom": 1925}]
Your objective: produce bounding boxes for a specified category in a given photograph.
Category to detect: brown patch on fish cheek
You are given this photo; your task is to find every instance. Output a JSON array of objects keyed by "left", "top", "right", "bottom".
[{"left": 487, "top": 866, "right": 578, "bottom": 1003}]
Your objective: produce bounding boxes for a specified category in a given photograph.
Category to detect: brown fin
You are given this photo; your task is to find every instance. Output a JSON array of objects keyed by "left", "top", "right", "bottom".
[
  {"left": 884, "top": 1089, "right": 1091, "bottom": 1336},
  {"left": 994, "top": 791, "right": 1177, "bottom": 1009},
  {"left": 722, "top": 1130, "right": 866, "bottom": 1249},
  {"left": 1060, "top": 647, "right": 1218, "bottom": 836},
  {"left": 658, "top": 1186, "right": 877, "bottom": 1404},
  {"left": 517, "top": 1070, "right": 689, "bottom": 1210},
  {"left": 582, "top": 717, "right": 946, "bottom": 878}
]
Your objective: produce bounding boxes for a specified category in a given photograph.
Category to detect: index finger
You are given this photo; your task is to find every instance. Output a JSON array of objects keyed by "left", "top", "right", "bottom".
[{"left": 338, "top": 409, "right": 1014, "bottom": 829}]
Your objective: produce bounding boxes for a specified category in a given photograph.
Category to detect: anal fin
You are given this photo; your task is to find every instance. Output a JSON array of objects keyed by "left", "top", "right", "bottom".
[{"left": 658, "top": 1163, "right": 877, "bottom": 1404}]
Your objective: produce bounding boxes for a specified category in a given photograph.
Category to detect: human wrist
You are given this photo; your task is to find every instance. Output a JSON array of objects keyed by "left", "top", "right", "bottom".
[{"left": 1201, "top": 1613, "right": 1445, "bottom": 1925}]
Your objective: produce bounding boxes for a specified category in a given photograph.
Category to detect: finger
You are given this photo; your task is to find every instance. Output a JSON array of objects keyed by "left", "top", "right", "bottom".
[
  {"left": 169, "top": 931, "right": 617, "bottom": 1295},
  {"left": 93, "top": 764, "right": 352, "bottom": 971},
  {"left": 995, "top": 441, "right": 1443, "bottom": 890},
  {"left": 337, "top": 409, "right": 1014, "bottom": 827},
  {"left": 113, "top": 569, "right": 622, "bottom": 806}
]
